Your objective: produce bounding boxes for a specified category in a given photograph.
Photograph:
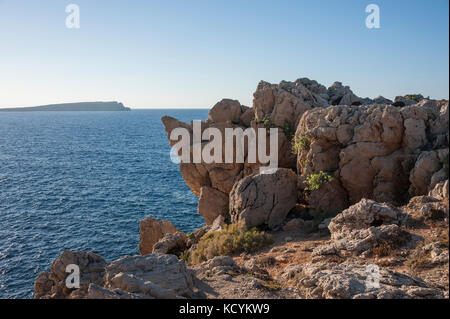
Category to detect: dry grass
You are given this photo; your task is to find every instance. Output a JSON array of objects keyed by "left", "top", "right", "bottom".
[
  {"left": 189, "top": 223, "right": 273, "bottom": 263},
  {"left": 406, "top": 251, "right": 432, "bottom": 272}
]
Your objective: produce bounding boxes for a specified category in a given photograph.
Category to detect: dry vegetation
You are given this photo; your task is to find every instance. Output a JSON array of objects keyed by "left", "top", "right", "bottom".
[{"left": 187, "top": 223, "right": 273, "bottom": 263}]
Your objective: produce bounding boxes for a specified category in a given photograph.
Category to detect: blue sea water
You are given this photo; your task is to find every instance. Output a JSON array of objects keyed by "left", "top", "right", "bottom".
[{"left": 0, "top": 109, "right": 208, "bottom": 299}]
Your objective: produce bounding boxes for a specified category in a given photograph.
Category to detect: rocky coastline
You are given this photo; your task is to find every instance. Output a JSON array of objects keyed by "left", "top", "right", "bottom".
[{"left": 34, "top": 77, "right": 449, "bottom": 299}]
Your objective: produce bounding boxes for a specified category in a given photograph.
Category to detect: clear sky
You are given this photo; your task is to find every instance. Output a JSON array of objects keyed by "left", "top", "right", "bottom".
[{"left": 0, "top": 0, "right": 448, "bottom": 109}]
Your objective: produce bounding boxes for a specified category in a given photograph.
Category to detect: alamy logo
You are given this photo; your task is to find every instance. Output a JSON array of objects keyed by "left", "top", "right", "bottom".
[
  {"left": 65, "top": 4, "right": 80, "bottom": 29},
  {"left": 365, "top": 4, "right": 380, "bottom": 29},
  {"left": 365, "top": 264, "right": 380, "bottom": 289},
  {"left": 169, "top": 121, "right": 279, "bottom": 173},
  {"left": 65, "top": 264, "right": 80, "bottom": 289}
]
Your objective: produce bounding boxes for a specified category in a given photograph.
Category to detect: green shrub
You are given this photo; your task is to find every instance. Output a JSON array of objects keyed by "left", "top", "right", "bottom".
[
  {"left": 189, "top": 223, "right": 273, "bottom": 263},
  {"left": 305, "top": 171, "right": 333, "bottom": 191},
  {"left": 180, "top": 250, "right": 191, "bottom": 263},
  {"left": 280, "top": 124, "right": 295, "bottom": 141},
  {"left": 292, "top": 136, "right": 310, "bottom": 155},
  {"left": 186, "top": 232, "right": 195, "bottom": 240},
  {"left": 255, "top": 118, "right": 276, "bottom": 135}
]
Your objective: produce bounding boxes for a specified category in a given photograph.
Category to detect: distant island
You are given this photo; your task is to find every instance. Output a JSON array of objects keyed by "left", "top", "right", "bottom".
[{"left": 0, "top": 101, "right": 131, "bottom": 112}]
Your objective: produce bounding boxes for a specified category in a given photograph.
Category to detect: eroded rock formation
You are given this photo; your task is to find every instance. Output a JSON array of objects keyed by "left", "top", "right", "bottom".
[{"left": 35, "top": 76, "right": 449, "bottom": 300}]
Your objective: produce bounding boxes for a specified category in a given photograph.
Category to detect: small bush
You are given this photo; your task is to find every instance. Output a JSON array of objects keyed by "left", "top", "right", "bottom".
[
  {"left": 438, "top": 230, "right": 449, "bottom": 248},
  {"left": 305, "top": 171, "right": 333, "bottom": 191},
  {"left": 189, "top": 223, "right": 273, "bottom": 263},
  {"left": 372, "top": 241, "right": 392, "bottom": 257},
  {"left": 292, "top": 136, "right": 310, "bottom": 155},
  {"left": 280, "top": 124, "right": 295, "bottom": 141},
  {"left": 405, "top": 94, "right": 423, "bottom": 102},
  {"left": 256, "top": 118, "right": 276, "bottom": 135}
]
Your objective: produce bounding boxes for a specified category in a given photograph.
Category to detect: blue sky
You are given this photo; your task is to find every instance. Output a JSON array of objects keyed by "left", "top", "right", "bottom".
[{"left": 0, "top": 0, "right": 448, "bottom": 108}]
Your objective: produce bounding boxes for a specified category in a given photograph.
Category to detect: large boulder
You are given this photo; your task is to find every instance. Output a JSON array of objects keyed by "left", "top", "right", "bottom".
[
  {"left": 139, "top": 217, "right": 180, "bottom": 256},
  {"left": 208, "top": 99, "right": 243, "bottom": 124},
  {"left": 103, "top": 254, "right": 195, "bottom": 298},
  {"left": 327, "top": 81, "right": 363, "bottom": 106},
  {"left": 35, "top": 252, "right": 195, "bottom": 299},
  {"left": 34, "top": 251, "right": 107, "bottom": 299},
  {"left": 198, "top": 186, "right": 229, "bottom": 225},
  {"left": 311, "top": 199, "right": 406, "bottom": 260},
  {"left": 229, "top": 168, "right": 298, "bottom": 229},
  {"left": 409, "top": 150, "right": 448, "bottom": 196},
  {"left": 428, "top": 179, "right": 449, "bottom": 201},
  {"left": 328, "top": 199, "right": 401, "bottom": 240},
  {"left": 253, "top": 79, "right": 328, "bottom": 129}
]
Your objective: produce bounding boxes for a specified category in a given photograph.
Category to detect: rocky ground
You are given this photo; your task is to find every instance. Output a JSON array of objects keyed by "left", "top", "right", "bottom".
[{"left": 34, "top": 77, "right": 449, "bottom": 299}]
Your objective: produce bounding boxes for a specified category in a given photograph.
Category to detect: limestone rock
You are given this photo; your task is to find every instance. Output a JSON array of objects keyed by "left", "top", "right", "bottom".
[
  {"left": 295, "top": 101, "right": 447, "bottom": 207},
  {"left": 198, "top": 186, "right": 229, "bottom": 225},
  {"left": 311, "top": 199, "right": 405, "bottom": 260},
  {"left": 393, "top": 96, "right": 420, "bottom": 107},
  {"left": 229, "top": 168, "right": 298, "bottom": 229},
  {"left": 372, "top": 96, "right": 393, "bottom": 105},
  {"left": 207, "top": 256, "right": 236, "bottom": 270},
  {"left": 428, "top": 179, "right": 449, "bottom": 200},
  {"left": 86, "top": 283, "right": 143, "bottom": 299},
  {"left": 328, "top": 199, "right": 401, "bottom": 240},
  {"left": 253, "top": 79, "right": 328, "bottom": 129},
  {"left": 240, "top": 107, "right": 255, "bottom": 127},
  {"left": 34, "top": 251, "right": 106, "bottom": 299},
  {"left": 105, "top": 254, "right": 194, "bottom": 298},
  {"left": 307, "top": 173, "right": 348, "bottom": 215},
  {"left": 152, "top": 232, "right": 188, "bottom": 256},
  {"left": 208, "top": 99, "right": 242, "bottom": 124},
  {"left": 139, "top": 217, "right": 180, "bottom": 256},
  {"left": 296, "top": 262, "right": 444, "bottom": 299},
  {"left": 409, "top": 151, "right": 442, "bottom": 196},
  {"left": 312, "top": 224, "right": 405, "bottom": 260},
  {"left": 327, "top": 82, "right": 361, "bottom": 106}
]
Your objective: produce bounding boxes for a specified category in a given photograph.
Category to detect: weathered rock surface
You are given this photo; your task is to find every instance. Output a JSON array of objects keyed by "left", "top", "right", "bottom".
[
  {"left": 328, "top": 199, "right": 402, "bottom": 240},
  {"left": 208, "top": 99, "right": 244, "bottom": 124},
  {"left": 103, "top": 254, "right": 194, "bottom": 298},
  {"left": 139, "top": 217, "right": 180, "bottom": 256},
  {"left": 295, "top": 100, "right": 449, "bottom": 209},
  {"left": 296, "top": 262, "right": 444, "bottom": 299},
  {"left": 34, "top": 252, "right": 195, "bottom": 299},
  {"left": 34, "top": 251, "right": 107, "bottom": 299},
  {"left": 253, "top": 79, "right": 327, "bottom": 128},
  {"left": 312, "top": 199, "right": 406, "bottom": 260},
  {"left": 152, "top": 232, "right": 189, "bottom": 256},
  {"left": 198, "top": 186, "right": 229, "bottom": 225},
  {"left": 229, "top": 168, "right": 298, "bottom": 229}
]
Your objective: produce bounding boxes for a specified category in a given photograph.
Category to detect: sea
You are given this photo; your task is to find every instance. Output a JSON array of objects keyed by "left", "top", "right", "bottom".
[{"left": 0, "top": 109, "right": 208, "bottom": 298}]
